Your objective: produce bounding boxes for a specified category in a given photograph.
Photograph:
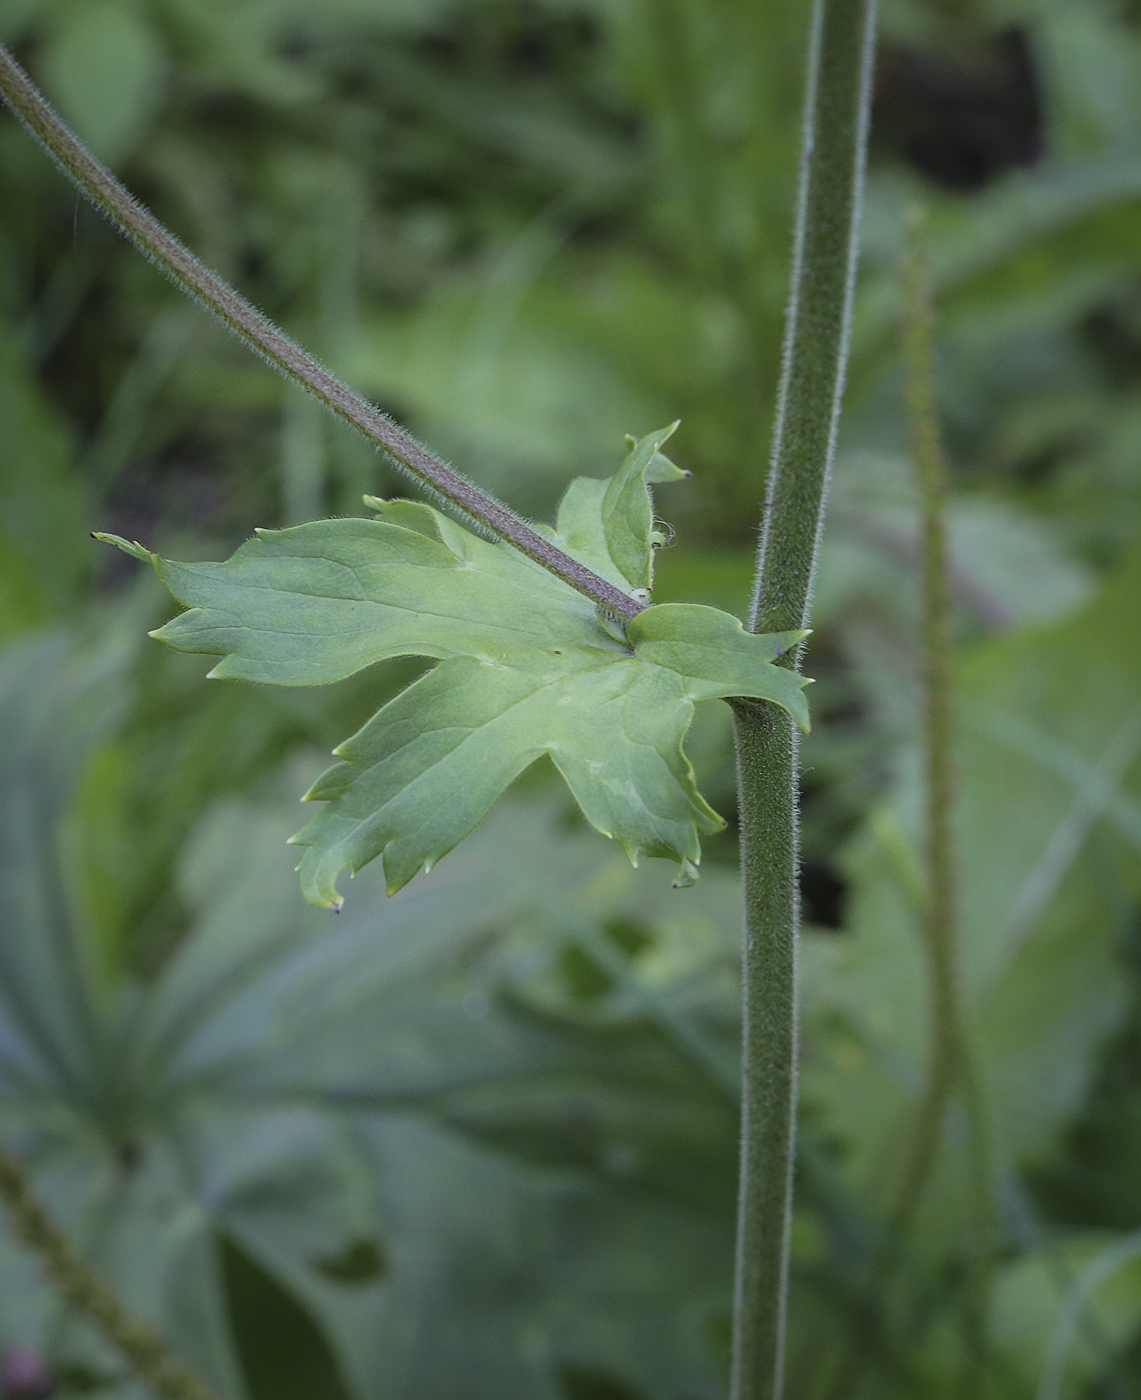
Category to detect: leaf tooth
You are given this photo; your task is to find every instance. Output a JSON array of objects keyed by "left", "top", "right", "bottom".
[
  {"left": 92, "top": 531, "right": 152, "bottom": 562},
  {"left": 672, "top": 857, "right": 700, "bottom": 889},
  {"left": 294, "top": 857, "right": 344, "bottom": 912},
  {"left": 384, "top": 864, "right": 411, "bottom": 896}
]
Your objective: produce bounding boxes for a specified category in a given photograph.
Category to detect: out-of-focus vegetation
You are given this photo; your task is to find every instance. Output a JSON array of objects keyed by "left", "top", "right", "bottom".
[{"left": 0, "top": 0, "right": 1140, "bottom": 1397}]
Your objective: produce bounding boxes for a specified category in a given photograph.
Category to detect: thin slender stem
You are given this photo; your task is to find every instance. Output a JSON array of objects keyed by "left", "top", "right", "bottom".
[
  {"left": 729, "top": 4, "right": 876, "bottom": 1400},
  {"left": 645, "top": 0, "right": 724, "bottom": 292},
  {"left": 809, "top": 203, "right": 998, "bottom": 1400},
  {"left": 0, "top": 1139, "right": 223, "bottom": 1400},
  {"left": 889, "top": 204, "right": 966, "bottom": 1230},
  {"left": 897, "top": 204, "right": 995, "bottom": 1378},
  {"left": 0, "top": 43, "right": 643, "bottom": 624}
]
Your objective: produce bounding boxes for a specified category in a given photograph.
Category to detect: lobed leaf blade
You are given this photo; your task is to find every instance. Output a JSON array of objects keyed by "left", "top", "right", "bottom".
[{"left": 99, "top": 434, "right": 811, "bottom": 908}]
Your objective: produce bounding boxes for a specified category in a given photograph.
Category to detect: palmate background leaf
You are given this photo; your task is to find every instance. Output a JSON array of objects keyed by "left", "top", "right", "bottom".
[
  {"left": 101, "top": 430, "right": 808, "bottom": 908},
  {"left": 9, "top": 589, "right": 1139, "bottom": 1400},
  {"left": 0, "top": 625, "right": 756, "bottom": 1400}
]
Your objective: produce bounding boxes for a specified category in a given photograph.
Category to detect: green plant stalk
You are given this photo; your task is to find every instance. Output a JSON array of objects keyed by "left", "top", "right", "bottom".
[
  {"left": 898, "top": 205, "right": 995, "bottom": 1377},
  {"left": 890, "top": 205, "right": 967, "bottom": 1230},
  {"left": 0, "top": 1140, "right": 223, "bottom": 1400},
  {"left": 730, "top": 3, "right": 877, "bottom": 1399},
  {"left": 816, "top": 211, "right": 989, "bottom": 1400},
  {"left": 807, "top": 206, "right": 965, "bottom": 1400},
  {"left": 645, "top": 0, "right": 723, "bottom": 292},
  {"left": 0, "top": 44, "right": 643, "bottom": 625}
]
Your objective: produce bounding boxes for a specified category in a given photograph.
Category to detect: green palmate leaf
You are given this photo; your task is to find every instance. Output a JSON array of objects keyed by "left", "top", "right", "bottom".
[{"left": 99, "top": 429, "right": 808, "bottom": 908}]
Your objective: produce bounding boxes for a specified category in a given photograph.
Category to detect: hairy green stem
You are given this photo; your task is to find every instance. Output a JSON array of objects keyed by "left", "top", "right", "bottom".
[
  {"left": 729, "top": 4, "right": 876, "bottom": 1399},
  {"left": 898, "top": 206, "right": 995, "bottom": 1376},
  {"left": 895, "top": 207, "right": 994, "bottom": 1244},
  {"left": 0, "top": 43, "right": 643, "bottom": 624},
  {"left": 889, "top": 206, "right": 968, "bottom": 1229},
  {"left": 0, "top": 1140, "right": 223, "bottom": 1400},
  {"left": 811, "top": 203, "right": 998, "bottom": 1400}
]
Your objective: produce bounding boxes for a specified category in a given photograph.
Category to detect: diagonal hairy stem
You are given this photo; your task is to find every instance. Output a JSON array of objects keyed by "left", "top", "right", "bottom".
[
  {"left": 0, "top": 43, "right": 643, "bottom": 624},
  {"left": 730, "top": 3, "right": 877, "bottom": 1398}
]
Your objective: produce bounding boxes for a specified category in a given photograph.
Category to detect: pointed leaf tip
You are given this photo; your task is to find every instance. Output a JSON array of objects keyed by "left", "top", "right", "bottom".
[
  {"left": 93, "top": 532, "right": 153, "bottom": 564},
  {"left": 600, "top": 424, "right": 690, "bottom": 590},
  {"left": 673, "top": 857, "right": 700, "bottom": 889},
  {"left": 646, "top": 452, "right": 688, "bottom": 483}
]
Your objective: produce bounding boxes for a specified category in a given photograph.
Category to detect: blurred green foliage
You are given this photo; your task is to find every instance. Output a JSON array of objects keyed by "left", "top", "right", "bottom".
[{"left": 1, "top": 0, "right": 1141, "bottom": 1397}]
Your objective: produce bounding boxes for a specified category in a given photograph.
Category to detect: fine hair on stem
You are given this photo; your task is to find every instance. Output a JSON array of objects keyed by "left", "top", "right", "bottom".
[
  {"left": 729, "top": 3, "right": 877, "bottom": 1399},
  {"left": 889, "top": 204, "right": 969, "bottom": 1231},
  {"left": 897, "top": 203, "right": 995, "bottom": 1369}
]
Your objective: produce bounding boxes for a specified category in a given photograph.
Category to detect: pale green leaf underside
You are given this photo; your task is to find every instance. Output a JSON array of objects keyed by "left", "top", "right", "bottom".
[{"left": 99, "top": 429, "right": 809, "bottom": 907}]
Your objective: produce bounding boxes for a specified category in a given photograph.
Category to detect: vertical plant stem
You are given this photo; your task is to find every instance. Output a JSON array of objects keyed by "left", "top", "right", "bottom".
[
  {"left": 894, "top": 206, "right": 994, "bottom": 1238},
  {"left": 730, "top": 4, "right": 877, "bottom": 1399},
  {"left": 645, "top": 0, "right": 724, "bottom": 292},
  {"left": 0, "top": 1140, "right": 223, "bottom": 1400},
  {"left": 812, "top": 204, "right": 997, "bottom": 1400},
  {"left": 889, "top": 204, "right": 967, "bottom": 1230},
  {"left": 897, "top": 205, "right": 995, "bottom": 1374}
]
